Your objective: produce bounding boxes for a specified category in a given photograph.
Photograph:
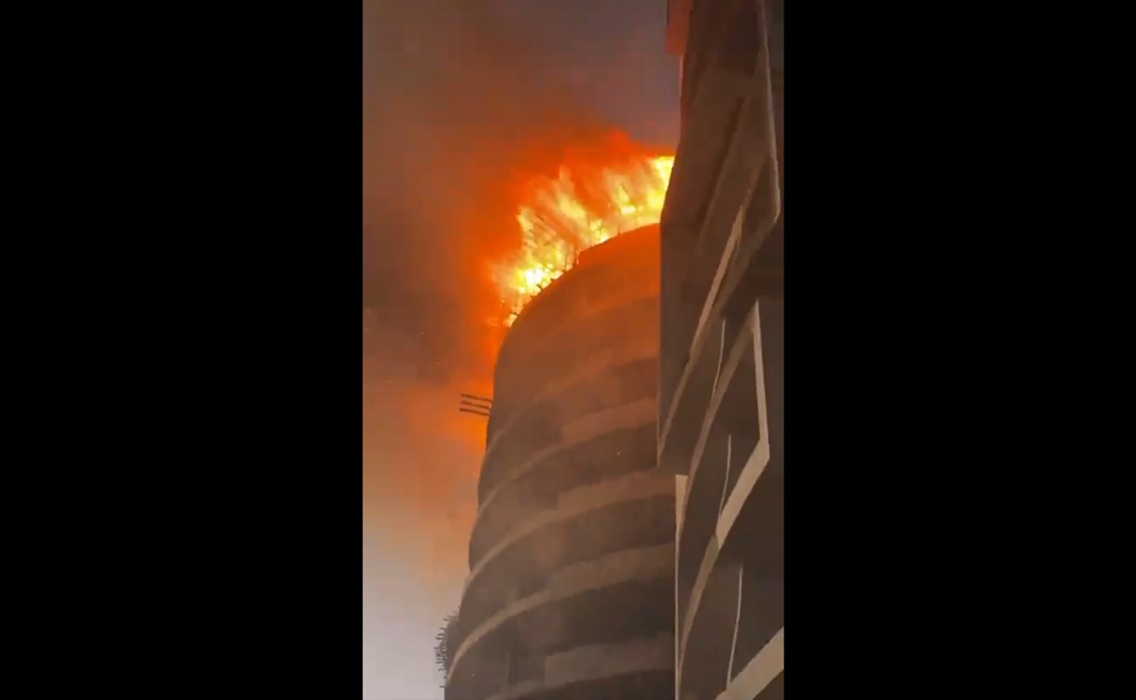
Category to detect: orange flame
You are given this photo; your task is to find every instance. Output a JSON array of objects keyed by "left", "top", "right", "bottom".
[{"left": 491, "top": 139, "right": 674, "bottom": 328}]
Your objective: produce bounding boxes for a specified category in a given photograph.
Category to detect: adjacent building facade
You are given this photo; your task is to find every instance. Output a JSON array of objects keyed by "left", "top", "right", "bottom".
[
  {"left": 660, "top": 1, "right": 784, "bottom": 700},
  {"left": 444, "top": 226, "right": 674, "bottom": 700}
]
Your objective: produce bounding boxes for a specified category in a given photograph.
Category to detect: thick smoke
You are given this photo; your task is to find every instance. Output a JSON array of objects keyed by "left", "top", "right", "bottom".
[
  {"left": 362, "top": 0, "right": 678, "bottom": 589},
  {"left": 363, "top": 5, "right": 678, "bottom": 697},
  {"left": 364, "top": 0, "right": 618, "bottom": 574}
]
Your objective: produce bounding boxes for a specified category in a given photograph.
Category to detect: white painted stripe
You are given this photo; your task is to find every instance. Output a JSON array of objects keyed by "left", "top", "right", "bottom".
[
  {"left": 718, "top": 441, "right": 768, "bottom": 546},
  {"left": 727, "top": 563, "right": 744, "bottom": 682},
  {"left": 715, "top": 627, "right": 784, "bottom": 700},
  {"left": 658, "top": 82, "right": 769, "bottom": 462},
  {"left": 719, "top": 433, "right": 733, "bottom": 517},
  {"left": 672, "top": 311, "right": 754, "bottom": 547},
  {"left": 677, "top": 536, "right": 719, "bottom": 668},
  {"left": 713, "top": 319, "right": 726, "bottom": 392},
  {"left": 675, "top": 474, "right": 689, "bottom": 534},
  {"left": 686, "top": 312, "right": 755, "bottom": 492},
  {"left": 692, "top": 176, "right": 749, "bottom": 364},
  {"left": 717, "top": 301, "right": 769, "bottom": 545}
]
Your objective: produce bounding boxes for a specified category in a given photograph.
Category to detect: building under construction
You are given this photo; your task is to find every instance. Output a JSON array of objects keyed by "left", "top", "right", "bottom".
[
  {"left": 660, "top": 1, "right": 785, "bottom": 700},
  {"left": 443, "top": 225, "right": 674, "bottom": 700}
]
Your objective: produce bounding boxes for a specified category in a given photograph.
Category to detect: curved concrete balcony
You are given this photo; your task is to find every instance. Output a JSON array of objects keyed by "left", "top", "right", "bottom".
[
  {"left": 482, "top": 288, "right": 658, "bottom": 478},
  {"left": 491, "top": 226, "right": 658, "bottom": 387},
  {"left": 474, "top": 327, "right": 658, "bottom": 513},
  {"left": 457, "top": 468, "right": 673, "bottom": 637},
  {"left": 447, "top": 543, "right": 673, "bottom": 700},
  {"left": 481, "top": 331, "right": 655, "bottom": 470},
  {"left": 493, "top": 283, "right": 657, "bottom": 390},
  {"left": 469, "top": 396, "right": 656, "bottom": 567},
  {"left": 449, "top": 226, "right": 667, "bottom": 700},
  {"left": 485, "top": 634, "right": 674, "bottom": 700}
]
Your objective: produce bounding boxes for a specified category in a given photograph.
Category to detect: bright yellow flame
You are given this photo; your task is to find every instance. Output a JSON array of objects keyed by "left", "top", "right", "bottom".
[{"left": 493, "top": 155, "right": 674, "bottom": 327}]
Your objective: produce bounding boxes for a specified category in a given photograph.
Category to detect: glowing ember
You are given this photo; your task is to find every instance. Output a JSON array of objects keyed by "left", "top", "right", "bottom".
[{"left": 493, "top": 153, "right": 674, "bottom": 327}]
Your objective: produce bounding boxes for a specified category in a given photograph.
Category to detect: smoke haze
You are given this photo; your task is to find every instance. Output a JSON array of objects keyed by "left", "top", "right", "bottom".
[
  {"left": 363, "top": 0, "right": 604, "bottom": 584},
  {"left": 362, "top": 0, "right": 677, "bottom": 696}
]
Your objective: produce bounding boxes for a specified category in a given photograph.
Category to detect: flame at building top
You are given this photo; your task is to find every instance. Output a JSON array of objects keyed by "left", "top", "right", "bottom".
[{"left": 490, "top": 132, "right": 674, "bottom": 328}]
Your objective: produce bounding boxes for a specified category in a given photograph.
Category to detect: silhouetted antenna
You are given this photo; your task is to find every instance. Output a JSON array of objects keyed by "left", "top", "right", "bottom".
[{"left": 458, "top": 393, "right": 492, "bottom": 419}]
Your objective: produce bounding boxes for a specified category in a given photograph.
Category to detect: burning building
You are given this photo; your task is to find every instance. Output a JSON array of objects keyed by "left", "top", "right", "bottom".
[
  {"left": 443, "top": 150, "right": 676, "bottom": 700},
  {"left": 660, "top": 1, "right": 784, "bottom": 700}
]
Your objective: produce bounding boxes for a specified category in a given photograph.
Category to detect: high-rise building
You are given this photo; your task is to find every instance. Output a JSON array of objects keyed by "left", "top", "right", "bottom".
[
  {"left": 660, "top": 1, "right": 784, "bottom": 700},
  {"left": 444, "top": 226, "right": 675, "bottom": 700}
]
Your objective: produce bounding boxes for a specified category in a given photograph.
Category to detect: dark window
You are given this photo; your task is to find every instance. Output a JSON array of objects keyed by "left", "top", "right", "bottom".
[{"left": 718, "top": 0, "right": 761, "bottom": 74}]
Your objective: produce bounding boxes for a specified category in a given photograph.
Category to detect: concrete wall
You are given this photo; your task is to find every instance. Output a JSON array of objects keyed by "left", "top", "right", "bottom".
[
  {"left": 660, "top": 2, "right": 784, "bottom": 699},
  {"left": 446, "top": 226, "right": 675, "bottom": 700}
]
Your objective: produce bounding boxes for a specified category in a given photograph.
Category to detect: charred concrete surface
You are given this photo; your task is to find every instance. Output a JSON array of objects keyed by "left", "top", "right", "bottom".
[
  {"left": 661, "top": 1, "right": 784, "bottom": 700},
  {"left": 445, "top": 226, "right": 675, "bottom": 700}
]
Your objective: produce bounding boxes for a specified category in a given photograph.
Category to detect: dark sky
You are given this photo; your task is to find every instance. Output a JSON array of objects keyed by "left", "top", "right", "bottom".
[{"left": 362, "top": 1, "right": 678, "bottom": 697}]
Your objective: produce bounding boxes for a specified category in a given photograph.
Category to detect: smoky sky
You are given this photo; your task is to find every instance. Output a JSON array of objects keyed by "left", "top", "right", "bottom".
[
  {"left": 363, "top": 0, "right": 677, "bottom": 385},
  {"left": 363, "top": 1, "right": 677, "bottom": 695}
]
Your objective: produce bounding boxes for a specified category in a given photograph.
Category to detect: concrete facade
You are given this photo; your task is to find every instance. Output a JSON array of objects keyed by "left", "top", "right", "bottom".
[
  {"left": 660, "top": 2, "right": 784, "bottom": 700},
  {"left": 446, "top": 226, "right": 675, "bottom": 700}
]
